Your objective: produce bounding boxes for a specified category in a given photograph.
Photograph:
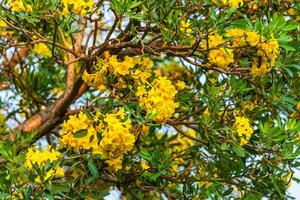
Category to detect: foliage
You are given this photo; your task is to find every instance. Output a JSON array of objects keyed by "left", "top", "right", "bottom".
[{"left": 0, "top": 0, "right": 300, "bottom": 199}]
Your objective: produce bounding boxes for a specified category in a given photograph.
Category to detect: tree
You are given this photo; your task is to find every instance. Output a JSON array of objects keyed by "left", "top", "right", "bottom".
[{"left": 0, "top": 0, "right": 300, "bottom": 199}]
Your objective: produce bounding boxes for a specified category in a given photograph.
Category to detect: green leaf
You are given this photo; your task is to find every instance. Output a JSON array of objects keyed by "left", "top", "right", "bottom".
[
  {"left": 220, "top": 143, "right": 228, "bottom": 150},
  {"left": 84, "top": 110, "right": 94, "bottom": 120},
  {"left": 280, "top": 44, "right": 295, "bottom": 52},
  {"left": 25, "top": 185, "right": 33, "bottom": 200},
  {"left": 45, "top": 192, "right": 54, "bottom": 200},
  {"left": 88, "top": 159, "right": 98, "bottom": 177},
  {"left": 283, "top": 22, "right": 299, "bottom": 31},
  {"left": 232, "top": 145, "right": 246, "bottom": 157},
  {"left": 139, "top": 149, "right": 152, "bottom": 162},
  {"left": 149, "top": 172, "right": 161, "bottom": 181},
  {"left": 73, "top": 129, "right": 87, "bottom": 138},
  {"left": 287, "top": 64, "right": 300, "bottom": 71}
]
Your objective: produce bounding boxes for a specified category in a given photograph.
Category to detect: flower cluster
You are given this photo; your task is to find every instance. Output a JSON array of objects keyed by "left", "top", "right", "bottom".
[
  {"left": 83, "top": 53, "right": 152, "bottom": 92},
  {"left": 226, "top": 28, "right": 260, "bottom": 47},
  {"left": 251, "top": 38, "right": 279, "bottom": 76},
  {"left": 60, "top": 112, "right": 100, "bottom": 152},
  {"left": 213, "top": 0, "right": 244, "bottom": 8},
  {"left": 203, "top": 33, "right": 234, "bottom": 68},
  {"left": 97, "top": 108, "right": 136, "bottom": 171},
  {"left": 137, "top": 77, "right": 179, "bottom": 124},
  {"left": 32, "top": 43, "right": 52, "bottom": 57},
  {"left": 25, "top": 147, "right": 64, "bottom": 183},
  {"left": 61, "top": 0, "right": 94, "bottom": 16},
  {"left": 8, "top": 0, "right": 33, "bottom": 12},
  {"left": 180, "top": 20, "right": 192, "bottom": 34},
  {"left": 233, "top": 116, "right": 254, "bottom": 146},
  {"left": 224, "top": 28, "right": 279, "bottom": 77},
  {"left": 60, "top": 108, "right": 136, "bottom": 172},
  {"left": 0, "top": 21, "right": 7, "bottom": 36},
  {"left": 83, "top": 54, "right": 180, "bottom": 124}
]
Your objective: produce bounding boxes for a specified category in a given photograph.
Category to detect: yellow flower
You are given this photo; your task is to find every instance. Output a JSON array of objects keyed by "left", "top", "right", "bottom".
[
  {"left": 180, "top": 21, "right": 192, "bottom": 34},
  {"left": 250, "top": 58, "right": 271, "bottom": 77},
  {"left": 213, "top": 0, "right": 244, "bottom": 8},
  {"left": 137, "top": 76, "right": 178, "bottom": 124},
  {"left": 203, "top": 108, "right": 211, "bottom": 117},
  {"left": 209, "top": 78, "right": 217, "bottom": 85},
  {"left": 25, "top": 146, "right": 61, "bottom": 168},
  {"left": 60, "top": 112, "right": 100, "bottom": 152},
  {"left": 221, "top": 0, "right": 244, "bottom": 8},
  {"left": 226, "top": 28, "right": 246, "bottom": 47},
  {"left": 106, "top": 156, "right": 123, "bottom": 172},
  {"left": 0, "top": 20, "right": 7, "bottom": 36},
  {"left": 141, "top": 160, "right": 150, "bottom": 170},
  {"left": 25, "top": 147, "right": 64, "bottom": 183},
  {"left": 110, "top": 56, "right": 136, "bottom": 76},
  {"left": 287, "top": 8, "right": 297, "bottom": 16},
  {"left": 257, "top": 38, "right": 279, "bottom": 66},
  {"left": 175, "top": 81, "right": 187, "bottom": 90},
  {"left": 32, "top": 43, "right": 52, "bottom": 57},
  {"left": 233, "top": 116, "right": 253, "bottom": 146},
  {"left": 245, "top": 31, "right": 260, "bottom": 47},
  {"left": 61, "top": 108, "right": 135, "bottom": 172},
  {"left": 9, "top": 0, "right": 33, "bottom": 12},
  {"left": 202, "top": 33, "right": 224, "bottom": 50},
  {"left": 208, "top": 48, "right": 234, "bottom": 68},
  {"left": 61, "top": 0, "right": 94, "bottom": 16}
]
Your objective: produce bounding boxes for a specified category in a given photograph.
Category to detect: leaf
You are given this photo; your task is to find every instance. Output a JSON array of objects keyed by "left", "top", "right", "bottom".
[
  {"left": 287, "top": 64, "right": 300, "bottom": 71},
  {"left": 278, "top": 34, "right": 293, "bottom": 43},
  {"left": 84, "top": 110, "right": 94, "bottom": 120},
  {"left": 283, "top": 22, "right": 299, "bottom": 31},
  {"left": 25, "top": 185, "right": 33, "bottom": 200},
  {"left": 73, "top": 129, "right": 87, "bottom": 138},
  {"left": 139, "top": 149, "right": 152, "bottom": 162},
  {"left": 88, "top": 159, "right": 98, "bottom": 177},
  {"left": 44, "top": 192, "right": 54, "bottom": 200},
  {"left": 280, "top": 44, "right": 295, "bottom": 52},
  {"left": 232, "top": 145, "right": 246, "bottom": 157},
  {"left": 149, "top": 172, "right": 161, "bottom": 181},
  {"left": 220, "top": 143, "right": 228, "bottom": 150}
]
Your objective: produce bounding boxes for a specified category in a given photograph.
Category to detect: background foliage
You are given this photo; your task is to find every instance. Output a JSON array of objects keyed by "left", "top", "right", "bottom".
[{"left": 0, "top": 0, "right": 300, "bottom": 199}]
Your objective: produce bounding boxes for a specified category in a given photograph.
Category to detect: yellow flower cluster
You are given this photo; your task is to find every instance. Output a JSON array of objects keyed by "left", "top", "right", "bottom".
[
  {"left": 32, "top": 43, "right": 52, "bottom": 57},
  {"left": 61, "top": 0, "right": 94, "bottom": 16},
  {"left": 0, "top": 21, "right": 7, "bottom": 36},
  {"left": 83, "top": 54, "right": 179, "bottom": 125},
  {"left": 180, "top": 21, "right": 192, "bottom": 34},
  {"left": 233, "top": 116, "right": 254, "bottom": 146},
  {"left": 8, "top": 0, "right": 33, "bottom": 12},
  {"left": 60, "top": 108, "right": 136, "bottom": 172},
  {"left": 60, "top": 112, "right": 100, "bottom": 152},
  {"left": 225, "top": 28, "right": 279, "bottom": 77},
  {"left": 25, "top": 147, "right": 64, "bottom": 183},
  {"left": 251, "top": 38, "right": 279, "bottom": 77},
  {"left": 83, "top": 53, "right": 152, "bottom": 92},
  {"left": 226, "top": 28, "right": 261, "bottom": 47},
  {"left": 97, "top": 108, "right": 136, "bottom": 171},
  {"left": 212, "top": 0, "right": 244, "bottom": 8},
  {"left": 137, "top": 77, "right": 178, "bottom": 124},
  {"left": 204, "top": 33, "right": 234, "bottom": 68}
]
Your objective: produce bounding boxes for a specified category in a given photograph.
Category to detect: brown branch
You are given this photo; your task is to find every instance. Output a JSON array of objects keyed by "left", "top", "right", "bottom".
[
  {"left": 167, "top": 120, "right": 207, "bottom": 145},
  {"left": 1, "top": 47, "right": 30, "bottom": 71}
]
